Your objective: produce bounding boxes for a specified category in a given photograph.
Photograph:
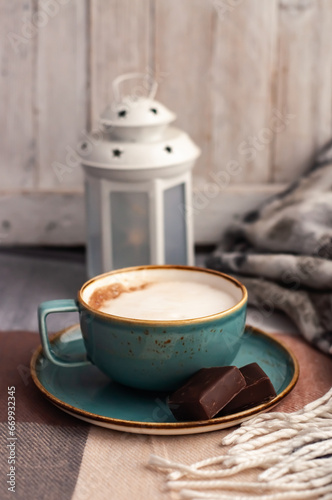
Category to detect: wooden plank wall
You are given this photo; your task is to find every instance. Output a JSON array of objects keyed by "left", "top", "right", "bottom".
[{"left": 1, "top": 0, "right": 332, "bottom": 245}]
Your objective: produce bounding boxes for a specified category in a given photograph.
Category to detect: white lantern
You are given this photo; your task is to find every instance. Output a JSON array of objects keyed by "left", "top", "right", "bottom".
[{"left": 80, "top": 74, "right": 201, "bottom": 277}]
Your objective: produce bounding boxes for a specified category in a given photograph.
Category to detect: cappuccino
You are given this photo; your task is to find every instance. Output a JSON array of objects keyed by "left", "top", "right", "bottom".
[
  {"left": 40, "top": 266, "right": 247, "bottom": 390},
  {"left": 89, "top": 280, "right": 237, "bottom": 321}
]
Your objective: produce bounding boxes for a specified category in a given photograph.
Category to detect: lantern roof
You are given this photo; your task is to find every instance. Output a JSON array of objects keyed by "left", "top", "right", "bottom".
[
  {"left": 100, "top": 96, "right": 176, "bottom": 129},
  {"left": 79, "top": 73, "right": 201, "bottom": 180},
  {"left": 79, "top": 126, "right": 200, "bottom": 181}
]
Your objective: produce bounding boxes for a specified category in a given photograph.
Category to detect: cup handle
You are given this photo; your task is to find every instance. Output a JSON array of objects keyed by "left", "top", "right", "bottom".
[{"left": 38, "top": 299, "right": 91, "bottom": 367}]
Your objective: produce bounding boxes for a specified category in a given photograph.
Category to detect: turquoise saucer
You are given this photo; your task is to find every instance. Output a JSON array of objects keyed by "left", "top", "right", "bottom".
[{"left": 31, "top": 325, "right": 299, "bottom": 435}]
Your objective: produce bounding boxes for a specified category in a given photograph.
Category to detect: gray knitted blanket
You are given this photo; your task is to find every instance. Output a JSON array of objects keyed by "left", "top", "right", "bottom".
[{"left": 206, "top": 140, "right": 332, "bottom": 355}]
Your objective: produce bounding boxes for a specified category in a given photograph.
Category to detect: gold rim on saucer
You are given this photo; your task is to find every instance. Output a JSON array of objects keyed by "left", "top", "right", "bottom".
[{"left": 30, "top": 324, "right": 299, "bottom": 435}]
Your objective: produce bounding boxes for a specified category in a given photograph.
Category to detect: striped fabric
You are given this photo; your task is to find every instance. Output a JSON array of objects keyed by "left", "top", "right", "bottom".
[{"left": 1, "top": 331, "right": 331, "bottom": 500}]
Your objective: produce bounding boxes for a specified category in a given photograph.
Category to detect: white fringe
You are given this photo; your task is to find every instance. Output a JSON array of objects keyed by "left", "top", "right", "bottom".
[{"left": 148, "top": 387, "right": 332, "bottom": 499}]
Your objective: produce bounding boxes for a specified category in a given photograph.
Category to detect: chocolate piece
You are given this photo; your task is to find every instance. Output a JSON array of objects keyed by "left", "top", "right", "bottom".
[
  {"left": 220, "top": 363, "right": 277, "bottom": 414},
  {"left": 168, "top": 366, "right": 246, "bottom": 421}
]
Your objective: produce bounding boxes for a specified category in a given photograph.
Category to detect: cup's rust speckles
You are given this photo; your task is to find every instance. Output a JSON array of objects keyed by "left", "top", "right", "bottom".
[
  {"left": 163, "top": 330, "right": 167, "bottom": 333},
  {"left": 164, "top": 339, "right": 171, "bottom": 344},
  {"left": 155, "top": 340, "right": 158, "bottom": 344},
  {"left": 180, "top": 337, "right": 184, "bottom": 340},
  {"left": 138, "top": 336, "right": 142, "bottom": 342},
  {"left": 144, "top": 329, "right": 149, "bottom": 336}
]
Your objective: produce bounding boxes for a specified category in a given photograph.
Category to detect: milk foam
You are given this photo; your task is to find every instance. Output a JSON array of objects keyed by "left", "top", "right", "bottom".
[{"left": 96, "top": 280, "right": 237, "bottom": 320}]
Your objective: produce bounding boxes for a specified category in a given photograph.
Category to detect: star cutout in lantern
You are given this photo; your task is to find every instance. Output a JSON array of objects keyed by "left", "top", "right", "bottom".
[
  {"left": 118, "top": 109, "right": 127, "bottom": 118},
  {"left": 150, "top": 108, "right": 158, "bottom": 114},
  {"left": 165, "top": 146, "right": 173, "bottom": 153},
  {"left": 112, "top": 149, "right": 123, "bottom": 157}
]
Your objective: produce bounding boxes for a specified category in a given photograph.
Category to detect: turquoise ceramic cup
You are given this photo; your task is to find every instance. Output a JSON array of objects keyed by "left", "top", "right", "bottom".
[{"left": 38, "top": 265, "right": 247, "bottom": 391}]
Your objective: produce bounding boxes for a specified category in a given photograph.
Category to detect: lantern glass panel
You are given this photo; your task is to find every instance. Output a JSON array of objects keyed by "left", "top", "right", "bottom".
[
  {"left": 163, "top": 183, "right": 187, "bottom": 265},
  {"left": 86, "top": 179, "right": 103, "bottom": 277},
  {"left": 110, "top": 192, "right": 150, "bottom": 269}
]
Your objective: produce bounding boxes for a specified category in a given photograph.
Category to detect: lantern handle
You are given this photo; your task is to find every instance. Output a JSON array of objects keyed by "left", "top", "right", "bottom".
[{"left": 112, "top": 73, "right": 158, "bottom": 102}]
